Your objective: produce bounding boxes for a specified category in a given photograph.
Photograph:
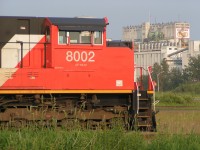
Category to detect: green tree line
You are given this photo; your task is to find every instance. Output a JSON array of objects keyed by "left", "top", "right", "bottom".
[{"left": 150, "top": 55, "right": 200, "bottom": 91}]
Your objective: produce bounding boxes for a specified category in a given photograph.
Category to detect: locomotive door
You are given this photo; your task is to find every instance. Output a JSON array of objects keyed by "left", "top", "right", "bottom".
[{"left": 1, "top": 19, "right": 30, "bottom": 68}]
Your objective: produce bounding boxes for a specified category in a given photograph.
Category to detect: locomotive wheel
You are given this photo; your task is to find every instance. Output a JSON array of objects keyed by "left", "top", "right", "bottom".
[
  {"left": 0, "top": 122, "right": 9, "bottom": 129},
  {"left": 37, "top": 120, "right": 46, "bottom": 127},
  {"left": 61, "top": 119, "right": 79, "bottom": 130},
  {"left": 99, "top": 121, "right": 108, "bottom": 130},
  {"left": 86, "top": 120, "right": 96, "bottom": 129},
  {"left": 109, "top": 118, "right": 125, "bottom": 129},
  {"left": 10, "top": 120, "right": 26, "bottom": 128}
]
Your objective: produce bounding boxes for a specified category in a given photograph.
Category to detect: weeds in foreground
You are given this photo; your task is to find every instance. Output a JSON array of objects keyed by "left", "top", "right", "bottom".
[{"left": 0, "top": 127, "right": 200, "bottom": 150}]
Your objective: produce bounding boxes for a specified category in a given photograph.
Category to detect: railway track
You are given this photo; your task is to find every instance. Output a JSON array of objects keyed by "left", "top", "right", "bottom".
[{"left": 157, "top": 106, "right": 200, "bottom": 110}]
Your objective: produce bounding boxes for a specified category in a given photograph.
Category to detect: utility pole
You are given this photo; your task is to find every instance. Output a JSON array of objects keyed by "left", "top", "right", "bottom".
[{"left": 157, "top": 71, "right": 164, "bottom": 92}]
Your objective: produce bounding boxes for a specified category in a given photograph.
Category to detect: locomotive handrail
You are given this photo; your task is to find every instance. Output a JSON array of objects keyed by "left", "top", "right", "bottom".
[
  {"left": 135, "top": 82, "right": 139, "bottom": 114},
  {"left": 135, "top": 66, "right": 156, "bottom": 111},
  {"left": 147, "top": 66, "right": 156, "bottom": 111},
  {"left": 134, "top": 66, "right": 148, "bottom": 90},
  {"left": 0, "top": 41, "right": 50, "bottom": 44}
]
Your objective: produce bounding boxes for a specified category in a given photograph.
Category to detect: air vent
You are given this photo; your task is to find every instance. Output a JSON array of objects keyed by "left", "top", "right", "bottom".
[
  {"left": 27, "top": 72, "right": 39, "bottom": 79},
  {"left": 4, "top": 72, "right": 16, "bottom": 79}
]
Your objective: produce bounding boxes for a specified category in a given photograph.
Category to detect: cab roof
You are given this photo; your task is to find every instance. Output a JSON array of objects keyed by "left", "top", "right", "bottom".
[{"left": 48, "top": 17, "right": 107, "bottom": 31}]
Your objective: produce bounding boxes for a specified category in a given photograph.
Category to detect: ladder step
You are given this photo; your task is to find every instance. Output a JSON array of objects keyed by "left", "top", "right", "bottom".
[
  {"left": 137, "top": 124, "right": 152, "bottom": 127},
  {"left": 139, "top": 107, "right": 149, "bottom": 110},
  {"left": 137, "top": 116, "right": 150, "bottom": 118},
  {"left": 138, "top": 98, "right": 149, "bottom": 100},
  {"left": 138, "top": 112, "right": 149, "bottom": 116},
  {"left": 137, "top": 121, "right": 151, "bottom": 126}
]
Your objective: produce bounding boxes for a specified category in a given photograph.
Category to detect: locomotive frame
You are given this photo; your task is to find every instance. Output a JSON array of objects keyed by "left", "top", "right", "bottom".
[{"left": 0, "top": 16, "right": 156, "bottom": 131}]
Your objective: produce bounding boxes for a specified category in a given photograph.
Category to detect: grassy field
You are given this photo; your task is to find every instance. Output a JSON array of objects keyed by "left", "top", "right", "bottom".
[
  {"left": 156, "top": 108, "right": 200, "bottom": 134},
  {"left": 156, "top": 91, "right": 200, "bottom": 106},
  {"left": 0, "top": 108, "right": 200, "bottom": 150},
  {"left": 1, "top": 89, "right": 200, "bottom": 149},
  {"left": 1, "top": 105, "right": 200, "bottom": 149}
]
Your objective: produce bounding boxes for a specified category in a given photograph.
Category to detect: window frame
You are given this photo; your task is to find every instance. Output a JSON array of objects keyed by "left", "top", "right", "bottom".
[{"left": 58, "top": 30, "right": 103, "bottom": 45}]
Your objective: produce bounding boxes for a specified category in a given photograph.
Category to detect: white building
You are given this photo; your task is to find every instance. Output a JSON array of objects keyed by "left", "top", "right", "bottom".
[
  {"left": 123, "top": 21, "right": 191, "bottom": 71},
  {"left": 182, "top": 41, "right": 200, "bottom": 69},
  {"left": 123, "top": 21, "right": 190, "bottom": 46},
  {"left": 134, "top": 44, "right": 182, "bottom": 72}
]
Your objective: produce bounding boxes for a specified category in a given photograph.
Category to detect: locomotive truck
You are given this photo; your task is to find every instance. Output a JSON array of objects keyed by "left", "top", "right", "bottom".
[{"left": 0, "top": 16, "right": 156, "bottom": 131}]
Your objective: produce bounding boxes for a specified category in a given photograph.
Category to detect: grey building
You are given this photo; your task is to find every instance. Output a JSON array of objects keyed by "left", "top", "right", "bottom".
[
  {"left": 182, "top": 41, "right": 200, "bottom": 69},
  {"left": 123, "top": 21, "right": 190, "bottom": 72}
]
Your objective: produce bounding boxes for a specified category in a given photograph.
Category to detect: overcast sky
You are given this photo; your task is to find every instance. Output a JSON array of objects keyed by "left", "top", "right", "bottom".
[{"left": 1, "top": 0, "right": 200, "bottom": 40}]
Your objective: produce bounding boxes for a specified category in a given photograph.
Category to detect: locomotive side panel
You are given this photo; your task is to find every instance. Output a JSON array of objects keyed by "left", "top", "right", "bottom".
[
  {"left": 0, "top": 17, "right": 134, "bottom": 91},
  {"left": 46, "top": 18, "right": 134, "bottom": 90}
]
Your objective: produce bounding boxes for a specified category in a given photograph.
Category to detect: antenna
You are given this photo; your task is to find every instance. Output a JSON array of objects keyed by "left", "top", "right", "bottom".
[
  {"left": 149, "top": 11, "right": 151, "bottom": 23},
  {"left": 178, "top": 14, "right": 180, "bottom": 22}
]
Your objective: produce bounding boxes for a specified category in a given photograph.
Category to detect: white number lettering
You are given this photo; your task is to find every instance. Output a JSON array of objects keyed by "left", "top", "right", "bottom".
[
  {"left": 88, "top": 51, "right": 95, "bottom": 62},
  {"left": 66, "top": 51, "right": 95, "bottom": 63},
  {"left": 74, "top": 51, "right": 81, "bottom": 62},
  {"left": 81, "top": 51, "right": 88, "bottom": 62},
  {"left": 66, "top": 51, "right": 73, "bottom": 62}
]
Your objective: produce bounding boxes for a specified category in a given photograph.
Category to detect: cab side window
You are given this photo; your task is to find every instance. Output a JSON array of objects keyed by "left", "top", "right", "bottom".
[
  {"left": 69, "top": 32, "right": 80, "bottom": 43},
  {"left": 80, "top": 31, "right": 91, "bottom": 44},
  {"left": 46, "top": 27, "right": 50, "bottom": 42},
  {"left": 59, "top": 31, "right": 66, "bottom": 44},
  {"left": 94, "top": 31, "right": 102, "bottom": 44},
  {"left": 58, "top": 30, "right": 103, "bottom": 45}
]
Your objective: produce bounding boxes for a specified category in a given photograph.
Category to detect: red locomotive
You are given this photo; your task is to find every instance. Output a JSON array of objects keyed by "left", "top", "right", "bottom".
[{"left": 0, "top": 16, "right": 156, "bottom": 130}]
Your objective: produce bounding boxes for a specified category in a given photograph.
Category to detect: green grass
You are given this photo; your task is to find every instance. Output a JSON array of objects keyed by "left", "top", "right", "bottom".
[
  {"left": 0, "top": 128, "right": 143, "bottom": 150},
  {"left": 157, "top": 109, "right": 200, "bottom": 134},
  {"left": 147, "top": 133, "right": 200, "bottom": 150},
  {"left": 157, "top": 102, "right": 200, "bottom": 107},
  {"left": 155, "top": 82, "right": 200, "bottom": 106},
  {"left": 174, "top": 82, "right": 200, "bottom": 94},
  {"left": 0, "top": 127, "right": 200, "bottom": 150},
  {"left": 155, "top": 91, "right": 200, "bottom": 107}
]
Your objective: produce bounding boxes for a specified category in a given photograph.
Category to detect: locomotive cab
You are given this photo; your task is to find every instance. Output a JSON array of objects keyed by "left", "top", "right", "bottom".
[{"left": 43, "top": 17, "right": 107, "bottom": 68}]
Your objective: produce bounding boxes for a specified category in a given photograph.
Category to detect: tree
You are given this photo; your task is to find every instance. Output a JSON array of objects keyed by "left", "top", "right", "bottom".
[
  {"left": 183, "top": 55, "right": 200, "bottom": 82},
  {"left": 152, "top": 62, "right": 162, "bottom": 81},
  {"left": 167, "top": 68, "right": 184, "bottom": 89},
  {"left": 152, "top": 59, "right": 170, "bottom": 91},
  {"left": 151, "top": 55, "right": 200, "bottom": 91},
  {"left": 161, "top": 58, "right": 169, "bottom": 74}
]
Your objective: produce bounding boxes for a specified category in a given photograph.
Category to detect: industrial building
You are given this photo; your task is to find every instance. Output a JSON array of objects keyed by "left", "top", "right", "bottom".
[
  {"left": 182, "top": 41, "right": 200, "bottom": 69},
  {"left": 122, "top": 21, "right": 191, "bottom": 71},
  {"left": 122, "top": 21, "right": 190, "bottom": 44}
]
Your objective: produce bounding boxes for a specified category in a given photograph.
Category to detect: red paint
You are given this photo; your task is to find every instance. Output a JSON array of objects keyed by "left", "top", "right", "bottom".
[{"left": 1, "top": 17, "right": 135, "bottom": 91}]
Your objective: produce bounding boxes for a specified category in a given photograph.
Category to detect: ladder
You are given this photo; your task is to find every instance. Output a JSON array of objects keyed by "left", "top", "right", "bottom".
[
  {"left": 133, "top": 66, "right": 157, "bottom": 131},
  {"left": 136, "top": 90, "right": 153, "bottom": 131}
]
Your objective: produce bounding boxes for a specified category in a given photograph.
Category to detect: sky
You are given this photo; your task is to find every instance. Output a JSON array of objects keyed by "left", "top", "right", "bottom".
[{"left": 1, "top": 0, "right": 200, "bottom": 40}]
